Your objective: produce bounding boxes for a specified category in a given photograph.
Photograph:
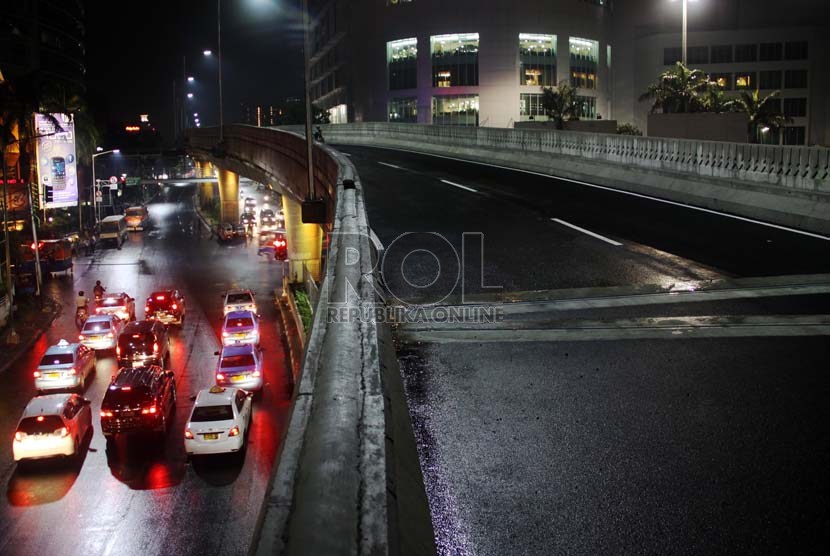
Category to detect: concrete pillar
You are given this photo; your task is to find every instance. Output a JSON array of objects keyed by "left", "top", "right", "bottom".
[
  {"left": 283, "top": 195, "right": 322, "bottom": 283},
  {"left": 217, "top": 168, "right": 239, "bottom": 223},
  {"left": 200, "top": 181, "right": 215, "bottom": 204},
  {"left": 194, "top": 160, "right": 203, "bottom": 178}
]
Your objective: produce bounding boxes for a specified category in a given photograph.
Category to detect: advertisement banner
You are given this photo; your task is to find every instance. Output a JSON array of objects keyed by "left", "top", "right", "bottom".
[{"left": 34, "top": 113, "right": 78, "bottom": 209}]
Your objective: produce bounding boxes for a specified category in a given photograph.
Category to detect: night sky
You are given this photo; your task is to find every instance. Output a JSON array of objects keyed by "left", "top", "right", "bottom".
[{"left": 84, "top": 0, "right": 306, "bottom": 144}]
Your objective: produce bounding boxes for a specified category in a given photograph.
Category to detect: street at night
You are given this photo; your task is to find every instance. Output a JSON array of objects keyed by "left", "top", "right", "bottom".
[{"left": 0, "top": 184, "right": 292, "bottom": 556}]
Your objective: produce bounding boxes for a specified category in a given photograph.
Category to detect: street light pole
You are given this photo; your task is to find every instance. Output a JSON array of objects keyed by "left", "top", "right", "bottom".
[
  {"left": 302, "top": 0, "right": 314, "bottom": 199},
  {"left": 681, "top": 0, "right": 688, "bottom": 65},
  {"left": 217, "top": 0, "right": 224, "bottom": 143},
  {"left": 91, "top": 149, "right": 119, "bottom": 227}
]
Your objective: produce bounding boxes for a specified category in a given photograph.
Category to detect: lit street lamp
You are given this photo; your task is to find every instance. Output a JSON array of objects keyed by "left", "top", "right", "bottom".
[
  {"left": 187, "top": 76, "right": 195, "bottom": 82},
  {"left": 187, "top": 93, "right": 194, "bottom": 99},
  {"left": 91, "top": 149, "right": 120, "bottom": 226},
  {"left": 203, "top": 49, "right": 212, "bottom": 56}
]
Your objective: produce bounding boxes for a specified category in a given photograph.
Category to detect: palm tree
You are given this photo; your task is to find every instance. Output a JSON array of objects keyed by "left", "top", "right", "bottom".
[
  {"left": 541, "top": 80, "right": 579, "bottom": 130},
  {"left": 639, "top": 62, "right": 711, "bottom": 114},
  {"left": 732, "top": 89, "right": 790, "bottom": 143},
  {"left": 701, "top": 85, "right": 736, "bottom": 114}
]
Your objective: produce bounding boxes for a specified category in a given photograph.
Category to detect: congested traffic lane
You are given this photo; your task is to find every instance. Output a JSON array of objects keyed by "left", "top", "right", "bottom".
[{"left": 0, "top": 184, "right": 291, "bottom": 556}]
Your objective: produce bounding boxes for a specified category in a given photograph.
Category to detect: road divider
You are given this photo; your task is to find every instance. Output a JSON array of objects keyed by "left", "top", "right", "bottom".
[
  {"left": 439, "top": 179, "right": 478, "bottom": 193},
  {"left": 550, "top": 218, "right": 622, "bottom": 246}
]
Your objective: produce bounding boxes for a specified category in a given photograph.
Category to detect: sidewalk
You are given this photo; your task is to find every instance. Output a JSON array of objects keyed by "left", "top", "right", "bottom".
[{"left": 0, "top": 296, "right": 62, "bottom": 375}]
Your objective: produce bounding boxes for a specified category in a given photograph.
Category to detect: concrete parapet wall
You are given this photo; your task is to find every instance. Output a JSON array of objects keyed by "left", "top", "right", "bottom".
[
  {"left": 306, "top": 123, "right": 830, "bottom": 235},
  {"left": 648, "top": 112, "right": 750, "bottom": 143}
]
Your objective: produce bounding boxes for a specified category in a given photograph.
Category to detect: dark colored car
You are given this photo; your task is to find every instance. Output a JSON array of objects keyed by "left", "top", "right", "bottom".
[
  {"left": 145, "top": 290, "right": 186, "bottom": 326},
  {"left": 100, "top": 366, "right": 176, "bottom": 437},
  {"left": 117, "top": 320, "right": 170, "bottom": 367},
  {"left": 240, "top": 212, "right": 255, "bottom": 226}
]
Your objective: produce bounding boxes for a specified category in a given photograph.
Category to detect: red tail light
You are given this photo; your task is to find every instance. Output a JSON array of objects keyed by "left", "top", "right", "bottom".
[
  {"left": 14, "top": 431, "right": 23, "bottom": 442},
  {"left": 228, "top": 426, "right": 240, "bottom": 437},
  {"left": 171, "top": 303, "right": 178, "bottom": 310},
  {"left": 100, "top": 410, "right": 113, "bottom": 418},
  {"left": 95, "top": 307, "right": 103, "bottom": 313},
  {"left": 141, "top": 406, "right": 158, "bottom": 415},
  {"left": 153, "top": 342, "right": 159, "bottom": 353},
  {"left": 145, "top": 306, "right": 150, "bottom": 314},
  {"left": 184, "top": 429, "right": 194, "bottom": 439},
  {"left": 33, "top": 370, "right": 41, "bottom": 378},
  {"left": 252, "top": 370, "right": 261, "bottom": 377},
  {"left": 216, "top": 373, "right": 225, "bottom": 381},
  {"left": 79, "top": 334, "right": 85, "bottom": 341},
  {"left": 116, "top": 346, "right": 121, "bottom": 356},
  {"left": 57, "top": 427, "right": 69, "bottom": 438},
  {"left": 66, "top": 368, "right": 76, "bottom": 375},
  {"left": 106, "top": 332, "right": 114, "bottom": 338}
]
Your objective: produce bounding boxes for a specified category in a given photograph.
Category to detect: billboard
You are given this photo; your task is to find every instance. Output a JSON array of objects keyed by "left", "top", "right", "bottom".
[{"left": 34, "top": 113, "right": 78, "bottom": 209}]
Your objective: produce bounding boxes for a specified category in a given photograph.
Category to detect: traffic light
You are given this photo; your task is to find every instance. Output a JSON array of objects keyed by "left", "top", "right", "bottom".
[{"left": 29, "top": 182, "right": 40, "bottom": 211}]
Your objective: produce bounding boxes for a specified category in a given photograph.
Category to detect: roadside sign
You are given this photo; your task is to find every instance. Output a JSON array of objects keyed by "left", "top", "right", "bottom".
[
  {"left": 126, "top": 177, "right": 140, "bottom": 187},
  {"left": 109, "top": 176, "right": 117, "bottom": 184},
  {"left": 95, "top": 192, "right": 103, "bottom": 202}
]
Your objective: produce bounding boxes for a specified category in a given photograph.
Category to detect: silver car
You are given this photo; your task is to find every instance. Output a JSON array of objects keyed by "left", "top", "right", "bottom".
[
  {"left": 34, "top": 340, "right": 96, "bottom": 393},
  {"left": 79, "top": 314, "right": 122, "bottom": 351}
]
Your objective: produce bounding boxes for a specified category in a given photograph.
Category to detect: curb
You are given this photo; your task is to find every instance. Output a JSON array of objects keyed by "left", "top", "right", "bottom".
[{"left": 0, "top": 298, "right": 62, "bottom": 375}]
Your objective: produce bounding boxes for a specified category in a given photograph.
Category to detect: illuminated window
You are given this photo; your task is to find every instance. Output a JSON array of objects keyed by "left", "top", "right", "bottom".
[
  {"left": 734, "top": 72, "right": 755, "bottom": 89},
  {"left": 519, "top": 33, "right": 556, "bottom": 87},
  {"left": 432, "top": 95, "right": 479, "bottom": 126},
  {"left": 570, "top": 38, "right": 598, "bottom": 89},
  {"left": 711, "top": 73, "right": 732, "bottom": 90},
  {"left": 519, "top": 93, "right": 548, "bottom": 121},
  {"left": 431, "top": 34, "right": 479, "bottom": 87},
  {"left": 388, "top": 38, "right": 417, "bottom": 90},
  {"left": 389, "top": 98, "right": 418, "bottom": 123}
]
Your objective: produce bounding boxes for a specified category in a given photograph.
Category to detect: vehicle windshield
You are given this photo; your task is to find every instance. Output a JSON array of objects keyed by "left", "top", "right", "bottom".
[
  {"left": 101, "top": 220, "right": 122, "bottom": 233},
  {"left": 226, "top": 317, "right": 254, "bottom": 328},
  {"left": 220, "top": 354, "right": 255, "bottom": 368},
  {"left": 83, "top": 321, "right": 111, "bottom": 332},
  {"left": 101, "top": 296, "right": 124, "bottom": 306},
  {"left": 226, "top": 293, "right": 252, "bottom": 304},
  {"left": 18, "top": 415, "right": 65, "bottom": 434},
  {"left": 148, "top": 294, "right": 172, "bottom": 308},
  {"left": 39, "top": 353, "right": 74, "bottom": 366},
  {"left": 126, "top": 208, "right": 145, "bottom": 216},
  {"left": 190, "top": 405, "right": 234, "bottom": 422}
]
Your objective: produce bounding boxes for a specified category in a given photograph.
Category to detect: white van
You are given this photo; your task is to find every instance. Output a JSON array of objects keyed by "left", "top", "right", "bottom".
[{"left": 100, "top": 215, "right": 128, "bottom": 248}]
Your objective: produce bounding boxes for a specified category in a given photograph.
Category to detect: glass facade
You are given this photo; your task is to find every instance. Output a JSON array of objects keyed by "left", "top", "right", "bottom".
[
  {"left": 711, "top": 45, "right": 733, "bottom": 63},
  {"left": 570, "top": 38, "right": 598, "bottom": 89},
  {"left": 431, "top": 33, "right": 480, "bottom": 87},
  {"left": 735, "top": 44, "right": 757, "bottom": 62},
  {"left": 575, "top": 96, "right": 597, "bottom": 119},
  {"left": 519, "top": 33, "right": 557, "bottom": 87},
  {"left": 759, "top": 70, "right": 782, "bottom": 90},
  {"left": 782, "top": 126, "right": 806, "bottom": 145},
  {"left": 784, "top": 69, "right": 808, "bottom": 89},
  {"left": 388, "top": 38, "right": 417, "bottom": 90},
  {"left": 519, "top": 93, "right": 548, "bottom": 121},
  {"left": 388, "top": 97, "right": 418, "bottom": 123},
  {"left": 432, "top": 95, "right": 479, "bottom": 126},
  {"left": 783, "top": 98, "right": 807, "bottom": 118}
]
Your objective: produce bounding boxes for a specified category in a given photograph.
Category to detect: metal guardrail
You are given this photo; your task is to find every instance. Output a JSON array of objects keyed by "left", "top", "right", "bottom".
[{"left": 308, "top": 122, "right": 830, "bottom": 194}]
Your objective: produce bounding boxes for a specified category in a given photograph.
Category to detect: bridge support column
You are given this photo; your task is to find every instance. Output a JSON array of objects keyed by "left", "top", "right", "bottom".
[
  {"left": 217, "top": 168, "right": 239, "bottom": 223},
  {"left": 283, "top": 195, "right": 322, "bottom": 284},
  {"left": 200, "top": 181, "right": 215, "bottom": 204}
]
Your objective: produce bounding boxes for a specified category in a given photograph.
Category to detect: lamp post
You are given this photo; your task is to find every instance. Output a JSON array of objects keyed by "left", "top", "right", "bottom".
[
  {"left": 217, "top": 0, "right": 224, "bottom": 143},
  {"left": 91, "top": 149, "right": 119, "bottom": 227},
  {"left": 672, "top": 0, "right": 697, "bottom": 66}
]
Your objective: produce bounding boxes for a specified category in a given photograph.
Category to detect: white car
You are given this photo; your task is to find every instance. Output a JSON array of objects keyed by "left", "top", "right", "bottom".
[
  {"left": 79, "top": 314, "right": 122, "bottom": 351},
  {"left": 223, "top": 289, "right": 256, "bottom": 315},
  {"left": 13, "top": 393, "right": 93, "bottom": 462},
  {"left": 34, "top": 339, "right": 96, "bottom": 392},
  {"left": 185, "top": 386, "right": 253, "bottom": 457}
]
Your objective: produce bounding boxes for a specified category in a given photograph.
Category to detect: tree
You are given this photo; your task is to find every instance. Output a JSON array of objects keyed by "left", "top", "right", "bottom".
[
  {"left": 639, "top": 62, "right": 712, "bottom": 114},
  {"left": 701, "top": 85, "right": 736, "bottom": 114},
  {"left": 732, "top": 89, "right": 791, "bottom": 143},
  {"left": 541, "top": 80, "right": 579, "bottom": 130}
]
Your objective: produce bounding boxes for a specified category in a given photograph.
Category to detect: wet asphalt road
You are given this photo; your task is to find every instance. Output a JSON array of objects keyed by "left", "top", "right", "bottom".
[
  {"left": 0, "top": 184, "right": 291, "bottom": 556},
  {"left": 340, "top": 145, "right": 830, "bottom": 555}
]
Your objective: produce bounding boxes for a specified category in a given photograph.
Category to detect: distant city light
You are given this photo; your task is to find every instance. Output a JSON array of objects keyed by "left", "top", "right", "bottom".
[
  {"left": 113, "top": 149, "right": 121, "bottom": 154},
  {"left": 187, "top": 76, "right": 195, "bottom": 82},
  {"left": 96, "top": 146, "right": 103, "bottom": 152},
  {"left": 193, "top": 113, "right": 199, "bottom": 117},
  {"left": 187, "top": 93, "right": 194, "bottom": 99},
  {"left": 125, "top": 125, "right": 141, "bottom": 132},
  {"left": 203, "top": 50, "right": 212, "bottom": 56},
  {"left": 140, "top": 114, "right": 149, "bottom": 122}
]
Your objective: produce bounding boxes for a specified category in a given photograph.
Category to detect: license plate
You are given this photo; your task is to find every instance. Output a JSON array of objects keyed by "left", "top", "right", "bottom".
[
  {"left": 204, "top": 433, "right": 219, "bottom": 440},
  {"left": 47, "top": 372, "right": 61, "bottom": 379},
  {"left": 88, "top": 336, "right": 102, "bottom": 341},
  {"left": 121, "top": 411, "right": 134, "bottom": 417},
  {"left": 231, "top": 375, "right": 247, "bottom": 383}
]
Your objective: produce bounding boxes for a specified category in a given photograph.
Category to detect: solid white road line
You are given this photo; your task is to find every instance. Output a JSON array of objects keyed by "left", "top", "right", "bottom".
[
  {"left": 551, "top": 218, "right": 622, "bottom": 246},
  {"left": 362, "top": 145, "right": 830, "bottom": 242},
  {"left": 378, "top": 161, "right": 403, "bottom": 169},
  {"left": 440, "top": 179, "right": 478, "bottom": 193}
]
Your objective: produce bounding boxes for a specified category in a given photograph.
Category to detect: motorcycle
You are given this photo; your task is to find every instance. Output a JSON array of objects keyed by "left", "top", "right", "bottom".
[{"left": 75, "top": 306, "right": 89, "bottom": 329}]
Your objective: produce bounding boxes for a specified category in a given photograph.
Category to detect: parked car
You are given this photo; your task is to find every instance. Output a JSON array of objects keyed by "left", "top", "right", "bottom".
[
  {"left": 185, "top": 386, "right": 253, "bottom": 457},
  {"left": 34, "top": 339, "right": 96, "bottom": 393},
  {"left": 13, "top": 394, "right": 93, "bottom": 462},
  {"left": 117, "top": 320, "right": 171, "bottom": 367},
  {"left": 79, "top": 314, "right": 122, "bottom": 351},
  {"left": 100, "top": 366, "right": 176, "bottom": 438}
]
